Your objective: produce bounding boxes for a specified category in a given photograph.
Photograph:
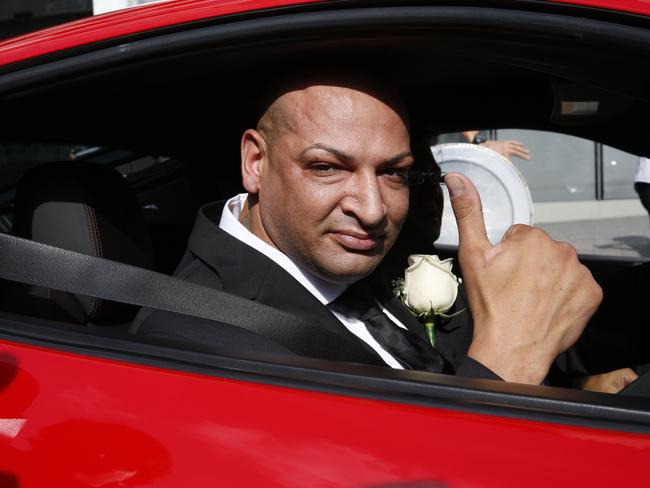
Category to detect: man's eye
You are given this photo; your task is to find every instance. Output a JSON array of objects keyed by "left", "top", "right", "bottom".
[
  {"left": 382, "top": 169, "right": 409, "bottom": 185},
  {"left": 309, "top": 163, "right": 338, "bottom": 176}
]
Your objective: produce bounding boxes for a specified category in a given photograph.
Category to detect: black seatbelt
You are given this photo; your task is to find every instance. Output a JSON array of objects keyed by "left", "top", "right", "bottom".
[{"left": 0, "top": 232, "right": 371, "bottom": 362}]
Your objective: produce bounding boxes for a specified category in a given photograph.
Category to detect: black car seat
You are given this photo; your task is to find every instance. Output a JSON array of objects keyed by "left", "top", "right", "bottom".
[{"left": 4, "top": 161, "right": 153, "bottom": 325}]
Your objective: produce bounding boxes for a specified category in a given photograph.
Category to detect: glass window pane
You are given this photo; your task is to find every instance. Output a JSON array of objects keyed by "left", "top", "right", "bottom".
[
  {"left": 497, "top": 129, "right": 595, "bottom": 202},
  {"left": 434, "top": 130, "right": 649, "bottom": 258},
  {"left": 0, "top": 143, "right": 78, "bottom": 190},
  {"left": 602, "top": 145, "right": 639, "bottom": 199}
]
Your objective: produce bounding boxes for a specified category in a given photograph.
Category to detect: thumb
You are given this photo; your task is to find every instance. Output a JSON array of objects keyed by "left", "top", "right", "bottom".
[
  {"left": 620, "top": 368, "right": 639, "bottom": 388},
  {"left": 444, "top": 173, "right": 491, "bottom": 254}
]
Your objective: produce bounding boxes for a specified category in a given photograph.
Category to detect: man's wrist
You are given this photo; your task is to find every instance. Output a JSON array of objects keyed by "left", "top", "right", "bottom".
[{"left": 467, "top": 340, "right": 551, "bottom": 385}]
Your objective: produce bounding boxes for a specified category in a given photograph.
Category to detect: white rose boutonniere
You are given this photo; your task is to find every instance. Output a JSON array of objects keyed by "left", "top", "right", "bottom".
[{"left": 393, "top": 254, "right": 463, "bottom": 347}]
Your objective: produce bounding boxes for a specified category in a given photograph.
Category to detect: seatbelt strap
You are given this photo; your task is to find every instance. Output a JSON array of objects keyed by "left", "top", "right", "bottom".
[{"left": 0, "top": 232, "right": 373, "bottom": 362}]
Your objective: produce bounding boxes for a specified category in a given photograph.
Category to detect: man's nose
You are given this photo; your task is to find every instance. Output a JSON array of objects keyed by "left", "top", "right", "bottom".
[{"left": 341, "top": 172, "right": 387, "bottom": 227}]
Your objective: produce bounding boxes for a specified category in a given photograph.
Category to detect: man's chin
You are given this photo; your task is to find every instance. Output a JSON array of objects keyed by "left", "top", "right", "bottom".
[{"left": 312, "top": 256, "right": 383, "bottom": 285}]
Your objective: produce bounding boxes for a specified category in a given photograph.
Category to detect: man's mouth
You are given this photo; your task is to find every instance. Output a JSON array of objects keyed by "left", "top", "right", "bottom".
[{"left": 332, "top": 230, "right": 386, "bottom": 251}]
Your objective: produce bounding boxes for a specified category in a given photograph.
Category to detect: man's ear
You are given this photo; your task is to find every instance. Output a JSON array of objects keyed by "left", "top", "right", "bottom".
[{"left": 241, "top": 129, "right": 266, "bottom": 194}]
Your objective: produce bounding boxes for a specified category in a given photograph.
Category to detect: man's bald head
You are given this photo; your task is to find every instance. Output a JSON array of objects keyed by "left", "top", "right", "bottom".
[
  {"left": 256, "top": 92, "right": 296, "bottom": 144},
  {"left": 255, "top": 71, "right": 409, "bottom": 145}
]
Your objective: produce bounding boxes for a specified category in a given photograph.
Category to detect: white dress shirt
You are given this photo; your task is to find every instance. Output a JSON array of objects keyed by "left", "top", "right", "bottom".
[
  {"left": 219, "top": 193, "right": 406, "bottom": 368},
  {"left": 636, "top": 157, "right": 650, "bottom": 184}
]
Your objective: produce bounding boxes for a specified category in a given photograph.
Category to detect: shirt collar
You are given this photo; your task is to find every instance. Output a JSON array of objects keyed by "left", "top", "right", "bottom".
[{"left": 218, "top": 193, "right": 346, "bottom": 305}]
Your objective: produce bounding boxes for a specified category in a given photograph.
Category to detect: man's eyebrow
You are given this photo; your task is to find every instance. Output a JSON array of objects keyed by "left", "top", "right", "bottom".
[
  {"left": 301, "top": 144, "right": 413, "bottom": 165},
  {"left": 384, "top": 151, "right": 414, "bottom": 166},
  {"left": 300, "top": 143, "right": 352, "bottom": 161}
]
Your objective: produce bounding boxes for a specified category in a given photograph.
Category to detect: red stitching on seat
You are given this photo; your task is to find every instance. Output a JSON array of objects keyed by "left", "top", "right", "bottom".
[
  {"left": 82, "top": 204, "right": 101, "bottom": 319},
  {"left": 87, "top": 206, "right": 104, "bottom": 320},
  {"left": 88, "top": 207, "right": 104, "bottom": 258},
  {"left": 83, "top": 205, "right": 98, "bottom": 257}
]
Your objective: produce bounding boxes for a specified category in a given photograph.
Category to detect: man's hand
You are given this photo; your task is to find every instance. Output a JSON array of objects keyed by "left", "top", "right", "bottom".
[
  {"left": 444, "top": 172, "right": 603, "bottom": 384},
  {"left": 578, "top": 368, "right": 639, "bottom": 394},
  {"left": 482, "top": 139, "right": 531, "bottom": 161}
]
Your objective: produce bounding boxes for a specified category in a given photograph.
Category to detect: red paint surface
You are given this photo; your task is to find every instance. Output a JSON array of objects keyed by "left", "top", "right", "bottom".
[
  {"left": 0, "top": 0, "right": 324, "bottom": 68},
  {"left": 550, "top": 0, "right": 650, "bottom": 15},
  {"left": 1, "top": 339, "right": 649, "bottom": 487},
  {"left": 0, "top": 0, "right": 649, "bottom": 69}
]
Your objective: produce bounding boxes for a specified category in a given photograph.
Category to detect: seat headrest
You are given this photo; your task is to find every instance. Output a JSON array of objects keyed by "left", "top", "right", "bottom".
[{"left": 12, "top": 161, "right": 153, "bottom": 324}]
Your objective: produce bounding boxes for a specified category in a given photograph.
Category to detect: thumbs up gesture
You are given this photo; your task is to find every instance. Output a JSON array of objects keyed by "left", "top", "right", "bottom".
[{"left": 444, "top": 173, "right": 603, "bottom": 384}]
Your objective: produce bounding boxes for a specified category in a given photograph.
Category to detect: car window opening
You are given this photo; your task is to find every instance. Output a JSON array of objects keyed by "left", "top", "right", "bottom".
[{"left": 0, "top": 5, "right": 649, "bottom": 411}]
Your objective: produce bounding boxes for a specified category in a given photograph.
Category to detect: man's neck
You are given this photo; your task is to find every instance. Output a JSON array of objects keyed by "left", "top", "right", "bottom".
[
  {"left": 239, "top": 202, "right": 251, "bottom": 232},
  {"left": 238, "top": 199, "right": 252, "bottom": 229},
  {"left": 238, "top": 195, "right": 278, "bottom": 251}
]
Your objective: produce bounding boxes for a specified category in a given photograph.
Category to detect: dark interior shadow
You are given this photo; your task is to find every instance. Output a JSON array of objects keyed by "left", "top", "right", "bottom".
[
  {"left": 0, "top": 352, "right": 17, "bottom": 392},
  {"left": 0, "top": 352, "right": 39, "bottom": 415},
  {"left": 0, "top": 352, "right": 30, "bottom": 488},
  {"left": 0, "top": 472, "right": 20, "bottom": 488},
  {"left": 596, "top": 235, "right": 650, "bottom": 257}
]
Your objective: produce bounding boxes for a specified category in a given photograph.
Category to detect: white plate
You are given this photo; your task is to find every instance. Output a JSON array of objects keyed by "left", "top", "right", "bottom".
[{"left": 432, "top": 143, "right": 534, "bottom": 246}]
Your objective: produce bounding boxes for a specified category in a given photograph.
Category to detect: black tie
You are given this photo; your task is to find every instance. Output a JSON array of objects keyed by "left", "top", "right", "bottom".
[{"left": 330, "top": 282, "right": 448, "bottom": 373}]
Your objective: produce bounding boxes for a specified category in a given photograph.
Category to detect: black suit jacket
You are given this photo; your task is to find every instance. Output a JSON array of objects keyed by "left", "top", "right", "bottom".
[{"left": 131, "top": 201, "right": 498, "bottom": 379}]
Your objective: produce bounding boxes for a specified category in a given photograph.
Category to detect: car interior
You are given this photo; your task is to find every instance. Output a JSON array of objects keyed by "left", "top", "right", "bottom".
[{"left": 1, "top": 4, "right": 650, "bottom": 423}]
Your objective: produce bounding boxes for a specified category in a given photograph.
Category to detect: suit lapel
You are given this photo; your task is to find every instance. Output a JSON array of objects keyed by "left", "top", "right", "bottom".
[
  {"left": 186, "top": 202, "right": 385, "bottom": 366},
  {"left": 383, "top": 295, "right": 429, "bottom": 341}
]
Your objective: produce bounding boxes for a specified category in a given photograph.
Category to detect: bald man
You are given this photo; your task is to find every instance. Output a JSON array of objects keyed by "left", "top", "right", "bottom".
[{"left": 131, "top": 78, "right": 604, "bottom": 385}]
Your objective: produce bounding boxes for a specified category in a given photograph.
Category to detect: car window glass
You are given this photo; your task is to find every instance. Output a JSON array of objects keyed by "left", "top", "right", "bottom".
[
  {"left": 0, "top": 142, "right": 79, "bottom": 191},
  {"left": 436, "top": 130, "right": 650, "bottom": 260},
  {"left": 0, "top": 142, "right": 175, "bottom": 232},
  {"left": 0, "top": 142, "right": 171, "bottom": 184}
]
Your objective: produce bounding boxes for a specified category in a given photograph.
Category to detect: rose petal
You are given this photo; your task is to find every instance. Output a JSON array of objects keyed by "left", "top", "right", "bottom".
[{"left": 403, "top": 254, "right": 459, "bottom": 314}]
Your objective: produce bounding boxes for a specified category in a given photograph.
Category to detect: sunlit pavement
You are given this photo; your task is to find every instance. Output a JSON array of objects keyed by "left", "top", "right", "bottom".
[{"left": 539, "top": 215, "right": 650, "bottom": 258}]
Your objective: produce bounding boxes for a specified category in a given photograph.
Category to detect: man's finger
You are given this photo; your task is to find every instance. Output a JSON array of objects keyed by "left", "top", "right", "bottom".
[
  {"left": 444, "top": 172, "right": 492, "bottom": 252},
  {"left": 620, "top": 368, "right": 639, "bottom": 388}
]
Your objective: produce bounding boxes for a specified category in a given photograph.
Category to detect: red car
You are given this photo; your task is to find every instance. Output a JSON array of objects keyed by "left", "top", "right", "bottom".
[{"left": 1, "top": 1, "right": 650, "bottom": 486}]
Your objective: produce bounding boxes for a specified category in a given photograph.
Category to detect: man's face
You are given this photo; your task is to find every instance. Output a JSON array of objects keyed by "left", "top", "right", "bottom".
[{"left": 242, "top": 84, "right": 412, "bottom": 284}]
